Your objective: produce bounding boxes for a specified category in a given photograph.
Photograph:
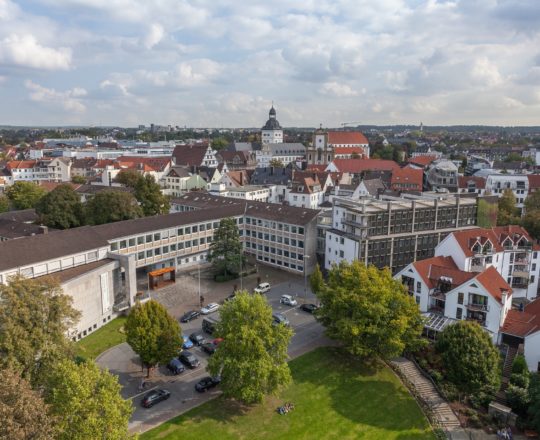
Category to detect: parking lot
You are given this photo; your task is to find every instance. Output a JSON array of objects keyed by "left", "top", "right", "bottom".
[{"left": 96, "top": 273, "right": 331, "bottom": 435}]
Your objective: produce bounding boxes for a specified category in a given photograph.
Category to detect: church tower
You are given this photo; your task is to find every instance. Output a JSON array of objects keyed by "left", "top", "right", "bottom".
[{"left": 261, "top": 104, "right": 283, "bottom": 144}]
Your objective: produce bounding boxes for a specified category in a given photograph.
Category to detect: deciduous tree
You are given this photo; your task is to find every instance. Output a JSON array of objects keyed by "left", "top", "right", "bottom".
[
  {"left": 71, "top": 175, "right": 87, "bottom": 184},
  {"left": 269, "top": 158, "right": 285, "bottom": 168},
  {"left": 85, "top": 190, "right": 143, "bottom": 225},
  {"left": 529, "top": 373, "right": 540, "bottom": 433},
  {"left": 0, "top": 369, "right": 57, "bottom": 440},
  {"left": 207, "top": 291, "right": 292, "bottom": 403},
  {"left": 309, "top": 263, "right": 324, "bottom": 295},
  {"left": 124, "top": 300, "right": 181, "bottom": 377},
  {"left": 207, "top": 217, "right": 246, "bottom": 278},
  {"left": 497, "top": 189, "right": 520, "bottom": 226},
  {"left": 5, "top": 181, "right": 46, "bottom": 209},
  {"left": 35, "top": 184, "right": 84, "bottom": 229},
  {"left": 436, "top": 320, "right": 501, "bottom": 399},
  {"left": 115, "top": 169, "right": 142, "bottom": 188},
  {"left": 0, "top": 276, "right": 80, "bottom": 384},
  {"left": 0, "top": 194, "right": 9, "bottom": 213},
  {"left": 315, "top": 261, "right": 425, "bottom": 359},
  {"left": 135, "top": 174, "right": 170, "bottom": 216},
  {"left": 45, "top": 359, "right": 132, "bottom": 440}
]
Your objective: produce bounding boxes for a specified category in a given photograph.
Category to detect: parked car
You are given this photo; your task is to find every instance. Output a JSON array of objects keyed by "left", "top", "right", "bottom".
[
  {"left": 201, "top": 342, "right": 217, "bottom": 355},
  {"left": 201, "top": 303, "right": 220, "bottom": 315},
  {"left": 224, "top": 293, "right": 236, "bottom": 302},
  {"left": 300, "top": 303, "right": 319, "bottom": 314},
  {"left": 167, "top": 358, "right": 185, "bottom": 375},
  {"left": 272, "top": 312, "right": 290, "bottom": 326},
  {"left": 195, "top": 376, "right": 221, "bottom": 392},
  {"left": 180, "top": 310, "right": 200, "bottom": 323},
  {"left": 182, "top": 335, "right": 194, "bottom": 350},
  {"left": 254, "top": 282, "right": 271, "bottom": 294},
  {"left": 179, "top": 350, "right": 200, "bottom": 369},
  {"left": 280, "top": 295, "right": 298, "bottom": 306},
  {"left": 189, "top": 332, "right": 205, "bottom": 346},
  {"left": 141, "top": 389, "right": 170, "bottom": 408}
]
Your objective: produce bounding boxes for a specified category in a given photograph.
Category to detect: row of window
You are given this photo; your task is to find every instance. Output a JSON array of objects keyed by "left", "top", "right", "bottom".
[
  {"left": 245, "top": 217, "right": 305, "bottom": 234},
  {"left": 245, "top": 241, "right": 304, "bottom": 260},
  {"left": 244, "top": 230, "right": 304, "bottom": 248},
  {"left": 255, "top": 254, "right": 303, "bottom": 271},
  {"left": 136, "top": 238, "right": 212, "bottom": 260}
]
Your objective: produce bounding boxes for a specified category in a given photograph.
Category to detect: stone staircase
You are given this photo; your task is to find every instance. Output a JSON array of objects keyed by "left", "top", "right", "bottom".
[
  {"left": 392, "top": 357, "right": 462, "bottom": 432},
  {"left": 502, "top": 345, "right": 518, "bottom": 378}
]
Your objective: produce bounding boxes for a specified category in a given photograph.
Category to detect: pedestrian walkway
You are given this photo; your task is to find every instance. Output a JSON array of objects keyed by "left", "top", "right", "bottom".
[{"left": 391, "top": 357, "right": 463, "bottom": 436}]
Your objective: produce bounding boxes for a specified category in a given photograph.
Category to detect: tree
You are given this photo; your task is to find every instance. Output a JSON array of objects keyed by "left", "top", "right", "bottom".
[
  {"left": 207, "top": 291, "right": 292, "bottom": 403},
  {"left": 315, "top": 261, "right": 425, "bottom": 359},
  {"left": 477, "top": 198, "right": 498, "bottom": 228},
  {"left": 71, "top": 175, "right": 87, "bottom": 184},
  {"left": 529, "top": 374, "right": 540, "bottom": 433},
  {"left": 0, "top": 276, "right": 80, "bottom": 384},
  {"left": 497, "top": 189, "right": 520, "bottom": 226},
  {"left": 85, "top": 191, "right": 143, "bottom": 225},
  {"left": 523, "top": 211, "right": 540, "bottom": 240},
  {"left": 0, "top": 194, "right": 9, "bottom": 213},
  {"left": 0, "top": 368, "right": 57, "bottom": 440},
  {"left": 309, "top": 263, "right": 324, "bottom": 295},
  {"left": 45, "top": 359, "right": 132, "bottom": 440},
  {"left": 524, "top": 190, "right": 540, "bottom": 213},
  {"left": 436, "top": 321, "right": 500, "bottom": 399},
  {"left": 134, "top": 174, "right": 170, "bottom": 216},
  {"left": 211, "top": 137, "right": 230, "bottom": 151},
  {"left": 207, "top": 217, "right": 246, "bottom": 278},
  {"left": 269, "top": 158, "right": 285, "bottom": 168},
  {"left": 124, "top": 300, "right": 181, "bottom": 377},
  {"left": 35, "top": 184, "right": 84, "bottom": 229},
  {"left": 5, "top": 181, "right": 46, "bottom": 209},
  {"left": 115, "top": 169, "right": 142, "bottom": 188}
]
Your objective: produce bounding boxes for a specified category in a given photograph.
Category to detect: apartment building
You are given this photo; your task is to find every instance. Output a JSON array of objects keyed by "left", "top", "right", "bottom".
[
  {"left": 484, "top": 174, "right": 529, "bottom": 210},
  {"left": 4, "top": 158, "right": 71, "bottom": 184},
  {"left": 325, "top": 195, "right": 478, "bottom": 273},
  {"left": 0, "top": 195, "right": 319, "bottom": 340}
]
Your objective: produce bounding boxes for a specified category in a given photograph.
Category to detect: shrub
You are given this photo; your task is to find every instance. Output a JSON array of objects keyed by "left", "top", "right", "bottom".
[
  {"left": 429, "top": 369, "right": 443, "bottom": 384},
  {"left": 506, "top": 384, "right": 530, "bottom": 416},
  {"left": 469, "top": 388, "right": 495, "bottom": 409},
  {"left": 439, "top": 382, "right": 460, "bottom": 402},
  {"left": 510, "top": 372, "right": 530, "bottom": 389},
  {"left": 512, "top": 355, "right": 529, "bottom": 375},
  {"left": 468, "top": 413, "right": 482, "bottom": 429}
]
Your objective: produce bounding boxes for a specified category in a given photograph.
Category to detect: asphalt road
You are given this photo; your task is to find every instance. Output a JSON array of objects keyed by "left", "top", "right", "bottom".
[{"left": 97, "top": 280, "right": 330, "bottom": 435}]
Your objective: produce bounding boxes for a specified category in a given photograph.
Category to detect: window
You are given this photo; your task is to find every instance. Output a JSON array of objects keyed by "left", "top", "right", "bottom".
[
  {"left": 171, "top": 244, "right": 177, "bottom": 251},
  {"left": 339, "top": 250, "right": 344, "bottom": 258},
  {"left": 146, "top": 249, "right": 153, "bottom": 258},
  {"left": 163, "top": 245, "right": 169, "bottom": 253},
  {"left": 458, "top": 292, "right": 464, "bottom": 305},
  {"left": 120, "top": 240, "right": 127, "bottom": 249},
  {"left": 153, "top": 233, "right": 161, "bottom": 241},
  {"left": 456, "top": 307, "right": 462, "bottom": 319},
  {"left": 111, "top": 242, "right": 118, "bottom": 251},
  {"left": 192, "top": 225, "right": 198, "bottom": 233},
  {"left": 185, "top": 226, "right": 191, "bottom": 234},
  {"left": 129, "top": 238, "right": 136, "bottom": 247},
  {"left": 177, "top": 228, "right": 184, "bottom": 236},
  {"left": 137, "top": 252, "right": 144, "bottom": 260},
  {"left": 137, "top": 236, "right": 144, "bottom": 245},
  {"left": 146, "top": 234, "right": 152, "bottom": 243}
]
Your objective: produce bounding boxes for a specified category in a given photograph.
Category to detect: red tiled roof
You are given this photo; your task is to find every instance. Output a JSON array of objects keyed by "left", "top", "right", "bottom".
[
  {"left": 327, "top": 131, "right": 368, "bottom": 145},
  {"left": 502, "top": 299, "right": 540, "bottom": 337},
  {"left": 328, "top": 159, "right": 399, "bottom": 173},
  {"left": 476, "top": 267, "right": 512, "bottom": 304},
  {"left": 6, "top": 160, "right": 37, "bottom": 170},
  {"left": 334, "top": 146, "right": 367, "bottom": 155},
  {"left": 390, "top": 167, "right": 423, "bottom": 190},
  {"left": 412, "top": 256, "right": 474, "bottom": 289},
  {"left": 528, "top": 174, "right": 540, "bottom": 193},
  {"left": 118, "top": 156, "right": 170, "bottom": 172},
  {"left": 451, "top": 228, "right": 504, "bottom": 257},
  {"left": 407, "top": 155, "right": 438, "bottom": 168},
  {"left": 173, "top": 144, "right": 209, "bottom": 167},
  {"left": 306, "top": 164, "right": 328, "bottom": 172},
  {"left": 458, "top": 176, "right": 486, "bottom": 189}
]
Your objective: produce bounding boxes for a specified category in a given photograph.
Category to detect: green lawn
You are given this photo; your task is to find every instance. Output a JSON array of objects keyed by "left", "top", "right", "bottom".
[
  {"left": 75, "top": 316, "right": 127, "bottom": 360},
  {"left": 141, "top": 347, "right": 435, "bottom": 440}
]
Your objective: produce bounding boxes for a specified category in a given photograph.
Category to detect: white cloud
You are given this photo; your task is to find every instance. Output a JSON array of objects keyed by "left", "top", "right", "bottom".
[
  {"left": 0, "top": 34, "right": 71, "bottom": 70},
  {"left": 320, "top": 82, "right": 358, "bottom": 97},
  {"left": 25, "top": 80, "right": 87, "bottom": 112},
  {"left": 143, "top": 23, "right": 164, "bottom": 49},
  {"left": 471, "top": 57, "right": 503, "bottom": 87}
]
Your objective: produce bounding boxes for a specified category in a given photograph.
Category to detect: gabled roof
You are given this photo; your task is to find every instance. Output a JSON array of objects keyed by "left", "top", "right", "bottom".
[
  {"left": 173, "top": 144, "right": 210, "bottom": 167},
  {"left": 458, "top": 176, "right": 486, "bottom": 189},
  {"left": 6, "top": 160, "right": 37, "bottom": 170},
  {"left": 407, "top": 155, "right": 438, "bottom": 168},
  {"left": 412, "top": 256, "right": 474, "bottom": 290},
  {"left": 502, "top": 299, "right": 540, "bottom": 337},
  {"left": 72, "top": 157, "right": 98, "bottom": 169},
  {"left": 527, "top": 174, "right": 540, "bottom": 193},
  {"left": 167, "top": 166, "right": 191, "bottom": 178},
  {"left": 289, "top": 176, "right": 321, "bottom": 194},
  {"left": 117, "top": 156, "right": 170, "bottom": 172},
  {"left": 390, "top": 167, "right": 423, "bottom": 189},
  {"left": 327, "top": 131, "right": 368, "bottom": 145},
  {"left": 328, "top": 159, "right": 399, "bottom": 173},
  {"left": 334, "top": 146, "right": 367, "bottom": 155},
  {"left": 475, "top": 267, "right": 512, "bottom": 304}
]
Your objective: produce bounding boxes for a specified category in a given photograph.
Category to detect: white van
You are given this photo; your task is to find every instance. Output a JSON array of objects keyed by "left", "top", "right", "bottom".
[{"left": 254, "top": 282, "right": 271, "bottom": 294}]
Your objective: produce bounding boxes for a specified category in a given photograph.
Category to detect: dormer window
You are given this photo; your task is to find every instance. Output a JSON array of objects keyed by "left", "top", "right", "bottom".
[{"left": 472, "top": 243, "right": 481, "bottom": 254}]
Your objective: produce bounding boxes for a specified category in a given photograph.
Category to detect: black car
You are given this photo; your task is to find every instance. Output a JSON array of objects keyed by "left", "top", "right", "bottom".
[
  {"left": 201, "top": 342, "right": 217, "bottom": 355},
  {"left": 195, "top": 376, "right": 221, "bottom": 392},
  {"left": 167, "top": 358, "right": 185, "bottom": 375},
  {"left": 141, "top": 389, "right": 170, "bottom": 408},
  {"left": 300, "top": 303, "right": 319, "bottom": 314},
  {"left": 189, "top": 332, "right": 205, "bottom": 346},
  {"left": 180, "top": 310, "right": 200, "bottom": 323},
  {"left": 179, "top": 350, "right": 200, "bottom": 369}
]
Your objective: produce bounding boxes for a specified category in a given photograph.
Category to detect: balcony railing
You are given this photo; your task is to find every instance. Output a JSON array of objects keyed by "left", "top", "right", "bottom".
[
  {"left": 428, "top": 304, "right": 445, "bottom": 314},
  {"left": 429, "top": 289, "right": 446, "bottom": 300},
  {"left": 466, "top": 316, "right": 487, "bottom": 327},
  {"left": 513, "top": 266, "right": 530, "bottom": 278},
  {"left": 471, "top": 264, "right": 485, "bottom": 272},
  {"left": 466, "top": 303, "right": 489, "bottom": 312}
]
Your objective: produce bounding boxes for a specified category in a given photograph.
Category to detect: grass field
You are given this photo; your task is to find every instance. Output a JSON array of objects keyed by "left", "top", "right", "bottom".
[
  {"left": 75, "top": 316, "right": 127, "bottom": 360},
  {"left": 141, "top": 347, "right": 434, "bottom": 440}
]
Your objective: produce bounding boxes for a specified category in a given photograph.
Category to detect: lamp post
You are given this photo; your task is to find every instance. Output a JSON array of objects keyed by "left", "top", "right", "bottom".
[
  {"left": 303, "top": 255, "right": 311, "bottom": 300},
  {"left": 198, "top": 261, "right": 202, "bottom": 308}
]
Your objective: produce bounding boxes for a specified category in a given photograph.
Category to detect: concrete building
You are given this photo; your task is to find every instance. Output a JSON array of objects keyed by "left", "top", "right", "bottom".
[
  {"left": 484, "top": 174, "right": 529, "bottom": 211},
  {"left": 324, "top": 195, "right": 478, "bottom": 273},
  {"left": 0, "top": 195, "right": 319, "bottom": 340},
  {"left": 307, "top": 130, "right": 369, "bottom": 165},
  {"left": 425, "top": 159, "right": 458, "bottom": 193},
  {"left": 255, "top": 143, "right": 306, "bottom": 168}
]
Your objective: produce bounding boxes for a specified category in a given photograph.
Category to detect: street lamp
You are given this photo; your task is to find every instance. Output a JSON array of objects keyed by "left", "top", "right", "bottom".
[{"left": 303, "top": 255, "right": 311, "bottom": 300}]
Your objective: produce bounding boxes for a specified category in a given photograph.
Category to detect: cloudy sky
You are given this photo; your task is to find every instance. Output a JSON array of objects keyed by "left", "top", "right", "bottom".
[{"left": 1, "top": 0, "right": 540, "bottom": 127}]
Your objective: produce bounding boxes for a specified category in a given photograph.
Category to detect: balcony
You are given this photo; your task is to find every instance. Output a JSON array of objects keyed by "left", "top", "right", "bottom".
[
  {"left": 342, "top": 217, "right": 368, "bottom": 229},
  {"left": 512, "top": 265, "right": 530, "bottom": 278},
  {"left": 512, "top": 280, "right": 530, "bottom": 289},
  {"left": 429, "top": 289, "right": 446, "bottom": 300},
  {"left": 428, "top": 305, "right": 445, "bottom": 314},
  {"left": 471, "top": 263, "right": 486, "bottom": 272},
  {"left": 466, "top": 316, "right": 487, "bottom": 327},
  {"left": 466, "top": 302, "right": 489, "bottom": 312}
]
